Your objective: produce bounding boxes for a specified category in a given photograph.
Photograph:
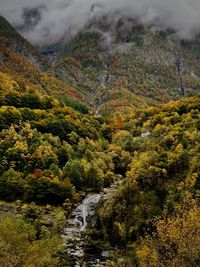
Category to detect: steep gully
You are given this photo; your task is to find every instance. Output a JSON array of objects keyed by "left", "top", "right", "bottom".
[{"left": 61, "top": 178, "right": 121, "bottom": 267}]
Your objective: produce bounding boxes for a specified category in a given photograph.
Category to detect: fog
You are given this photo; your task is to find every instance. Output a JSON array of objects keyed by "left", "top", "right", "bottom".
[{"left": 1, "top": 0, "right": 200, "bottom": 44}]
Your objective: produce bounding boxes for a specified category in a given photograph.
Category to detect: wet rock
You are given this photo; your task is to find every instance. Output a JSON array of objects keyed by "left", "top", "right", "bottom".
[{"left": 62, "top": 180, "right": 122, "bottom": 266}]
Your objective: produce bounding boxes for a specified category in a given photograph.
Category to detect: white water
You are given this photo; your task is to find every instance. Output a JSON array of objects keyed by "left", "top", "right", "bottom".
[
  {"left": 62, "top": 178, "right": 122, "bottom": 266},
  {"left": 61, "top": 193, "right": 103, "bottom": 266}
]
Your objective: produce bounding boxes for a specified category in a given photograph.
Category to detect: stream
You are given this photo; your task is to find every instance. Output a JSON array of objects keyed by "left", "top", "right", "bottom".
[{"left": 61, "top": 180, "right": 121, "bottom": 267}]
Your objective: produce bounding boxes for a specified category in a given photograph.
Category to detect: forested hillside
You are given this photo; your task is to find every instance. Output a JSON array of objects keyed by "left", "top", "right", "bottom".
[{"left": 98, "top": 95, "right": 200, "bottom": 266}]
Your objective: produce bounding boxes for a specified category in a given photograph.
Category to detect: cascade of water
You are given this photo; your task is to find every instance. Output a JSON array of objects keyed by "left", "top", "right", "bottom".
[
  {"left": 62, "top": 178, "right": 122, "bottom": 266},
  {"left": 81, "top": 194, "right": 101, "bottom": 231},
  {"left": 61, "top": 193, "right": 103, "bottom": 266}
]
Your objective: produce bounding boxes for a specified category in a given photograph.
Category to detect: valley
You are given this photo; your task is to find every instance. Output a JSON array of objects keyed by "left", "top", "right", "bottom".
[{"left": 0, "top": 11, "right": 199, "bottom": 267}]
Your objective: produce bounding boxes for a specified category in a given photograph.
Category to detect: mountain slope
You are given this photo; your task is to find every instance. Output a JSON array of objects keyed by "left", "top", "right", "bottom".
[
  {"left": 0, "top": 15, "right": 42, "bottom": 68},
  {"left": 0, "top": 15, "right": 85, "bottom": 107},
  {"left": 52, "top": 17, "right": 200, "bottom": 114},
  {"left": 2, "top": 14, "right": 200, "bottom": 115}
]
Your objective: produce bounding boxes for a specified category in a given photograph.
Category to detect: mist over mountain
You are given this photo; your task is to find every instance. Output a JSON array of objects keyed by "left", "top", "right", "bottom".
[{"left": 1, "top": 0, "right": 200, "bottom": 44}]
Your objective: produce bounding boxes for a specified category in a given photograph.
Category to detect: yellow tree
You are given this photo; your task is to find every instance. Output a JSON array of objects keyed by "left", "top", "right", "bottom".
[{"left": 136, "top": 197, "right": 200, "bottom": 267}]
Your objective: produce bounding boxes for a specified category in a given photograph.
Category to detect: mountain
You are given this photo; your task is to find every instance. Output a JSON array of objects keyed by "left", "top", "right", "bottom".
[
  {"left": 52, "top": 17, "right": 200, "bottom": 114},
  {"left": 1, "top": 14, "right": 200, "bottom": 115}
]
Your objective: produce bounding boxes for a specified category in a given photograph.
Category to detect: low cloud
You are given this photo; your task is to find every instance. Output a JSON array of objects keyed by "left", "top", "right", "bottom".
[{"left": 1, "top": 0, "right": 200, "bottom": 44}]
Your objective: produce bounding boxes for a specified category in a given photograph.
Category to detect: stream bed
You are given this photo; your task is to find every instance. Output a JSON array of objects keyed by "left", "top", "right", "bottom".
[{"left": 61, "top": 180, "right": 121, "bottom": 266}]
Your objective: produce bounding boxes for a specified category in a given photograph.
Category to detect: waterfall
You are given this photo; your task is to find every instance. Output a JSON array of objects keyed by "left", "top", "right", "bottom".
[
  {"left": 61, "top": 193, "right": 104, "bottom": 266},
  {"left": 81, "top": 194, "right": 101, "bottom": 231},
  {"left": 61, "top": 178, "right": 122, "bottom": 266}
]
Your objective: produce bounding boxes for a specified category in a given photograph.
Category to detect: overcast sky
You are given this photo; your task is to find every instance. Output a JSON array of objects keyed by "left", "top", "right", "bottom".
[{"left": 1, "top": 0, "right": 200, "bottom": 44}]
